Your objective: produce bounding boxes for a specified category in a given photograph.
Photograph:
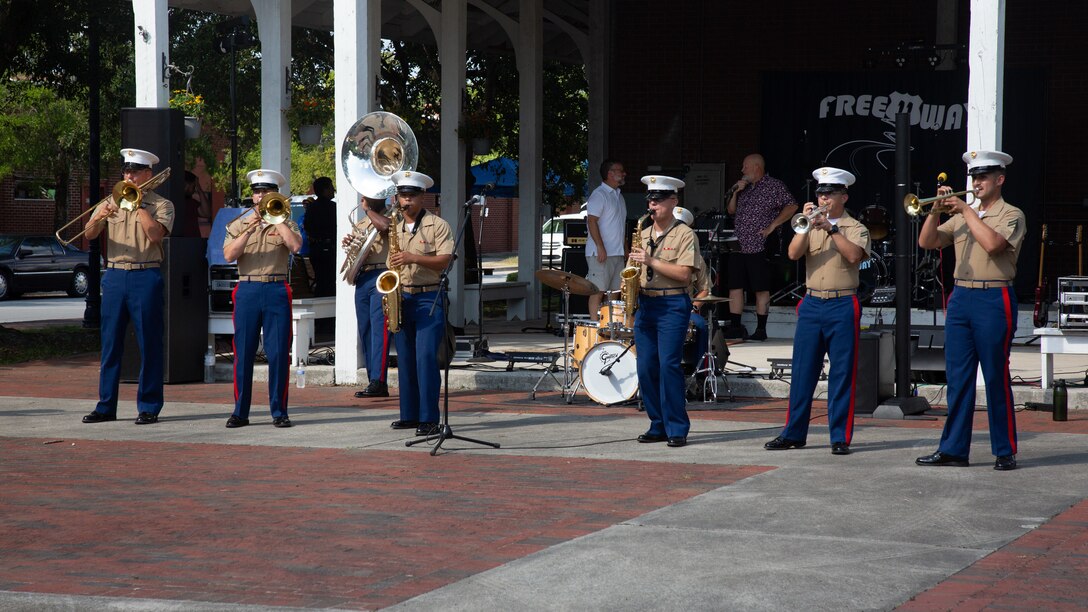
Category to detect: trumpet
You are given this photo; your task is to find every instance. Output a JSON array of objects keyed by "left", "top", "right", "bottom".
[
  {"left": 903, "top": 188, "right": 978, "bottom": 216},
  {"left": 56, "top": 168, "right": 171, "bottom": 247},
  {"left": 791, "top": 204, "right": 830, "bottom": 234}
]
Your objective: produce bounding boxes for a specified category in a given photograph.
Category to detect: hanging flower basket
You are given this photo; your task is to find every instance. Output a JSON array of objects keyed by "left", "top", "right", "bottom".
[
  {"left": 299, "top": 124, "right": 322, "bottom": 146},
  {"left": 183, "top": 116, "right": 202, "bottom": 139}
]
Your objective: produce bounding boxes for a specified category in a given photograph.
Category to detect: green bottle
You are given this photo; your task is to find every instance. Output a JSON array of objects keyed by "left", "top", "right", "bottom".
[{"left": 1053, "top": 380, "right": 1068, "bottom": 422}]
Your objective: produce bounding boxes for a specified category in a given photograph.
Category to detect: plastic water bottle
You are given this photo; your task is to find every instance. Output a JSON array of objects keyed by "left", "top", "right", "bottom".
[
  {"left": 296, "top": 366, "right": 306, "bottom": 389},
  {"left": 203, "top": 346, "right": 215, "bottom": 383},
  {"left": 1053, "top": 379, "right": 1068, "bottom": 422}
]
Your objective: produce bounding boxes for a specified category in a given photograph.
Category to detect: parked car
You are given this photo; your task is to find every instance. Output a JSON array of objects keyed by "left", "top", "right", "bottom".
[
  {"left": 541, "top": 208, "right": 587, "bottom": 264},
  {"left": 0, "top": 235, "right": 91, "bottom": 300}
]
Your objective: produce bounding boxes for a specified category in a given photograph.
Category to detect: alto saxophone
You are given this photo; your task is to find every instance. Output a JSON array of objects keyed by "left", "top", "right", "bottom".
[
  {"left": 375, "top": 207, "right": 404, "bottom": 333},
  {"left": 620, "top": 213, "right": 651, "bottom": 315}
]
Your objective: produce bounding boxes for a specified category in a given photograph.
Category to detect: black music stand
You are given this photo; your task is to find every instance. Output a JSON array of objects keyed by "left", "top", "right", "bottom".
[{"left": 406, "top": 197, "right": 500, "bottom": 455}]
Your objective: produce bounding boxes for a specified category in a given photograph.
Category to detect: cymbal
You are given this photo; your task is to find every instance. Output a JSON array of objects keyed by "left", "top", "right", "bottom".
[
  {"left": 694, "top": 296, "right": 731, "bottom": 304},
  {"left": 535, "top": 269, "right": 599, "bottom": 296}
]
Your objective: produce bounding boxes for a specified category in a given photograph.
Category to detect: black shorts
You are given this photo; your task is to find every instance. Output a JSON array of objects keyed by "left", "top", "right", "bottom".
[{"left": 726, "top": 251, "right": 772, "bottom": 292}]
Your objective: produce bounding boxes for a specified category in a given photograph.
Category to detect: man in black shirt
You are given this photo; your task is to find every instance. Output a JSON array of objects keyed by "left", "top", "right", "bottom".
[{"left": 302, "top": 176, "right": 337, "bottom": 296}]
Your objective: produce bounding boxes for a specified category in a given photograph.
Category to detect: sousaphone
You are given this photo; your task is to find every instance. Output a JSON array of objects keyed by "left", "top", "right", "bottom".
[{"left": 338, "top": 112, "right": 419, "bottom": 284}]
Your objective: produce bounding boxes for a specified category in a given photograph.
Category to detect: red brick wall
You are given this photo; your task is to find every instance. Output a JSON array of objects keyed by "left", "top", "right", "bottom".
[{"left": 416, "top": 194, "right": 520, "bottom": 254}]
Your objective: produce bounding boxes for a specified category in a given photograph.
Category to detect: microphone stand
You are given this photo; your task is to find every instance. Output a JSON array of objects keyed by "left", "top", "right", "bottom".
[
  {"left": 406, "top": 196, "right": 500, "bottom": 455},
  {"left": 467, "top": 189, "right": 499, "bottom": 362}
]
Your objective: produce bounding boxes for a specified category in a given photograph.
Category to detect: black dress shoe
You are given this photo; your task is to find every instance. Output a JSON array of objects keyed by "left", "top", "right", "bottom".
[
  {"left": 637, "top": 433, "right": 668, "bottom": 443},
  {"left": 354, "top": 381, "right": 389, "bottom": 398},
  {"left": 82, "top": 411, "right": 116, "bottom": 424},
  {"left": 225, "top": 415, "right": 249, "bottom": 428},
  {"left": 667, "top": 437, "right": 687, "bottom": 448},
  {"left": 273, "top": 416, "right": 293, "bottom": 428},
  {"left": 831, "top": 442, "right": 851, "bottom": 455},
  {"left": 415, "top": 423, "right": 440, "bottom": 436},
  {"left": 749, "top": 328, "right": 768, "bottom": 342},
  {"left": 764, "top": 436, "right": 806, "bottom": 450},
  {"left": 994, "top": 455, "right": 1017, "bottom": 471},
  {"left": 390, "top": 419, "right": 419, "bottom": 430},
  {"left": 134, "top": 412, "right": 158, "bottom": 425},
  {"left": 915, "top": 451, "right": 969, "bottom": 467}
]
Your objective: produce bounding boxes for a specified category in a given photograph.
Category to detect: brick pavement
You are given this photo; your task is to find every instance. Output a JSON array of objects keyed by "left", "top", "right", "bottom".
[{"left": 2, "top": 353, "right": 1088, "bottom": 610}]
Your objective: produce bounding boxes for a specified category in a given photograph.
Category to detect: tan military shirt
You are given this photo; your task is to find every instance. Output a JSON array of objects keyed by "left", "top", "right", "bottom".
[
  {"left": 690, "top": 251, "right": 711, "bottom": 298},
  {"left": 96, "top": 191, "right": 174, "bottom": 264},
  {"left": 635, "top": 221, "right": 697, "bottom": 290},
  {"left": 224, "top": 212, "right": 302, "bottom": 276},
  {"left": 934, "top": 198, "right": 1026, "bottom": 282},
  {"left": 804, "top": 213, "right": 871, "bottom": 291},
  {"left": 393, "top": 210, "right": 454, "bottom": 287},
  {"left": 352, "top": 215, "right": 390, "bottom": 266}
]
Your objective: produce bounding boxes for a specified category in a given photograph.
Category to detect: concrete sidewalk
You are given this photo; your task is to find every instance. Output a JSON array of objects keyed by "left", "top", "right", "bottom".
[{"left": 1, "top": 352, "right": 1088, "bottom": 610}]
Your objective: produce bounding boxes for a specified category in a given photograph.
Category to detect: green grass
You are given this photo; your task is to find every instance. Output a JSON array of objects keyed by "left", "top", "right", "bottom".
[{"left": 0, "top": 325, "right": 100, "bottom": 365}]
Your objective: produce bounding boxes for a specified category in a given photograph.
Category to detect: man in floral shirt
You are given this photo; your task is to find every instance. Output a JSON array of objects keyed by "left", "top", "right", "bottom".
[{"left": 725, "top": 153, "right": 798, "bottom": 341}]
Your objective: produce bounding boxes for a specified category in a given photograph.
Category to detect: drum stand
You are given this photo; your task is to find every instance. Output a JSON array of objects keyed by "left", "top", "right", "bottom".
[
  {"left": 689, "top": 315, "right": 734, "bottom": 402},
  {"left": 531, "top": 281, "right": 580, "bottom": 404}
]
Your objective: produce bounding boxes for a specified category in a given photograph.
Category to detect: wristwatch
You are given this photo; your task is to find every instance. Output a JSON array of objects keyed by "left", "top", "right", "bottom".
[{"left": 827, "top": 225, "right": 840, "bottom": 235}]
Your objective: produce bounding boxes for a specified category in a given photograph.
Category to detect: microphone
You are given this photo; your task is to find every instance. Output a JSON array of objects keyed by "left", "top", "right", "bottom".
[{"left": 481, "top": 182, "right": 496, "bottom": 192}]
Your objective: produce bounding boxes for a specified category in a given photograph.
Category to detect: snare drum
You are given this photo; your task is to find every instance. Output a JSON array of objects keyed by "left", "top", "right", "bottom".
[
  {"left": 597, "top": 301, "right": 635, "bottom": 338},
  {"left": 860, "top": 206, "right": 890, "bottom": 241},
  {"left": 580, "top": 341, "right": 639, "bottom": 405},
  {"left": 570, "top": 324, "right": 601, "bottom": 368}
]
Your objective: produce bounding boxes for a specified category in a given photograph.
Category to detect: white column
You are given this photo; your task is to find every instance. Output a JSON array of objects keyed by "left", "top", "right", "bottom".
[
  {"left": 252, "top": 0, "right": 292, "bottom": 190},
  {"left": 440, "top": 0, "right": 468, "bottom": 325},
  {"left": 131, "top": 0, "right": 169, "bottom": 108},
  {"left": 966, "top": 0, "right": 1005, "bottom": 154},
  {"left": 517, "top": 0, "right": 544, "bottom": 320},
  {"left": 586, "top": 0, "right": 609, "bottom": 192},
  {"left": 332, "top": 0, "right": 381, "bottom": 384}
]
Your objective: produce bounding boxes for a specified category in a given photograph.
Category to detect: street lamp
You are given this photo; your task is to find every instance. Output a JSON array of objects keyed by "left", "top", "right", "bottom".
[{"left": 214, "top": 16, "right": 258, "bottom": 207}]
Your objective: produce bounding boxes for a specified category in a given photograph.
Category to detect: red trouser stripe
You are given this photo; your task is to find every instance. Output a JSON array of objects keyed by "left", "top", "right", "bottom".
[
  {"left": 379, "top": 315, "right": 390, "bottom": 382},
  {"left": 845, "top": 295, "right": 860, "bottom": 442},
  {"left": 1001, "top": 287, "right": 1017, "bottom": 454}
]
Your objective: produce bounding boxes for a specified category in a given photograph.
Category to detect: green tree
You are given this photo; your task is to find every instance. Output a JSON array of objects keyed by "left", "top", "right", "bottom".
[{"left": 0, "top": 82, "right": 89, "bottom": 230}]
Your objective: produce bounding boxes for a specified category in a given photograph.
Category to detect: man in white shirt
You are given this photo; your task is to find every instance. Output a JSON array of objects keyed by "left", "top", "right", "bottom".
[{"left": 586, "top": 159, "right": 628, "bottom": 321}]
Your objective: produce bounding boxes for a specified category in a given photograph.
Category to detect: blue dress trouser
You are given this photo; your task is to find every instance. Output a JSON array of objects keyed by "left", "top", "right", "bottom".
[
  {"left": 684, "top": 311, "right": 710, "bottom": 368},
  {"left": 780, "top": 294, "right": 860, "bottom": 444},
  {"left": 938, "top": 286, "right": 1018, "bottom": 458},
  {"left": 394, "top": 291, "right": 445, "bottom": 424},
  {"left": 95, "top": 268, "right": 164, "bottom": 416},
  {"left": 232, "top": 281, "right": 292, "bottom": 419},
  {"left": 354, "top": 268, "right": 390, "bottom": 383},
  {"left": 635, "top": 293, "right": 692, "bottom": 438}
]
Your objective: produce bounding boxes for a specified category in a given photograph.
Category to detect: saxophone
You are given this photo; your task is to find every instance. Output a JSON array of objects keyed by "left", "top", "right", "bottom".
[
  {"left": 375, "top": 206, "right": 404, "bottom": 333},
  {"left": 620, "top": 213, "right": 651, "bottom": 315}
]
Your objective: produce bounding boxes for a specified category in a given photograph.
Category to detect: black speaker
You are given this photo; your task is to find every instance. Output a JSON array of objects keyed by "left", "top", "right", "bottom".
[
  {"left": 561, "top": 248, "right": 589, "bottom": 315},
  {"left": 120, "top": 108, "right": 190, "bottom": 236},
  {"left": 120, "top": 238, "right": 209, "bottom": 383}
]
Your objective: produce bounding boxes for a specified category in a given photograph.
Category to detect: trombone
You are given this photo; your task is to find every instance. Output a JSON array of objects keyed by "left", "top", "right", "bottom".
[
  {"left": 236, "top": 192, "right": 292, "bottom": 234},
  {"left": 903, "top": 188, "right": 978, "bottom": 217},
  {"left": 56, "top": 168, "right": 172, "bottom": 247}
]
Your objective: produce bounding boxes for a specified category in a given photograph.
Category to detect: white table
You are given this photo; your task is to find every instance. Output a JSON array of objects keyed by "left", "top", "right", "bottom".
[{"left": 1034, "top": 327, "right": 1088, "bottom": 389}]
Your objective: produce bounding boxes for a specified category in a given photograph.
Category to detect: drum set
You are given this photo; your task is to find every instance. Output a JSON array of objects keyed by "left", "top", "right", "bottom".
[{"left": 534, "top": 269, "right": 733, "bottom": 406}]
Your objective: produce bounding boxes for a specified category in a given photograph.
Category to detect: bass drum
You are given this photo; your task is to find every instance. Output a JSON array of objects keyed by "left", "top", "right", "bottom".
[
  {"left": 579, "top": 341, "right": 638, "bottom": 406},
  {"left": 860, "top": 206, "right": 890, "bottom": 241},
  {"left": 858, "top": 251, "right": 889, "bottom": 303}
]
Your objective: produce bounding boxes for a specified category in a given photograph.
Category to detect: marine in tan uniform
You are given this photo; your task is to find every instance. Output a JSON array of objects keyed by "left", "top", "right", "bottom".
[
  {"left": 385, "top": 171, "right": 454, "bottom": 435},
  {"left": 629, "top": 175, "right": 697, "bottom": 448},
  {"left": 347, "top": 195, "right": 394, "bottom": 399},
  {"left": 915, "top": 150, "right": 1026, "bottom": 471},
  {"left": 81, "top": 148, "right": 175, "bottom": 426},
  {"left": 222, "top": 169, "right": 303, "bottom": 429},
  {"left": 765, "top": 167, "right": 870, "bottom": 455}
]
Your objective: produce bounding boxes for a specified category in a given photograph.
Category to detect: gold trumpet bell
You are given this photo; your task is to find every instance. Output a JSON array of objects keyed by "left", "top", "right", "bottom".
[
  {"left": 258, "top": 193, "right": 291, "bottom": 224},
  {"left": 112, "top": 180, "right": 143, "bottom": 211}
]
